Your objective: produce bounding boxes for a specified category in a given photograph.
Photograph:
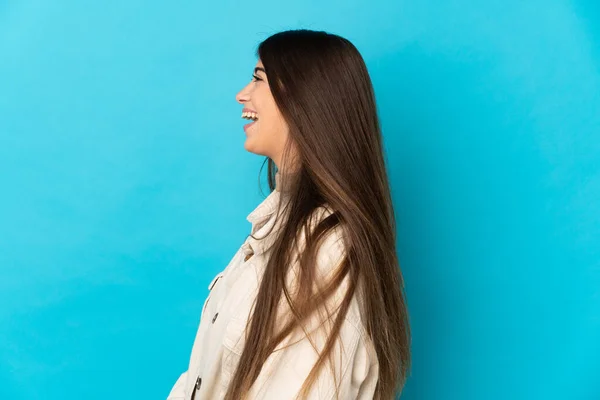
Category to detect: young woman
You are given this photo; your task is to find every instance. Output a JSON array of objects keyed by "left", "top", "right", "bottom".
[{"left": 167, "top": 29, "right": 411, "bottom": 400}]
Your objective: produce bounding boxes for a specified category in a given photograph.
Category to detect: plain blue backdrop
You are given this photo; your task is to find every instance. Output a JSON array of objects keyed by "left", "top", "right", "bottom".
[{"left": 1, "top": 1, "right": 599, "bottom": 399}]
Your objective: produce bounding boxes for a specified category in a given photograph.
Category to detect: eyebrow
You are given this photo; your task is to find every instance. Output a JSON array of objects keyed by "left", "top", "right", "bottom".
[{"left": 254, "top": 67, "right": 266, "bottom": 74}]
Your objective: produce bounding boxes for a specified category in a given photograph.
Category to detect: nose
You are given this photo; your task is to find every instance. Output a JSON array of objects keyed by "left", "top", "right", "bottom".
[{"left": 236, "top": 82, "right": 252, "bottom": 105}]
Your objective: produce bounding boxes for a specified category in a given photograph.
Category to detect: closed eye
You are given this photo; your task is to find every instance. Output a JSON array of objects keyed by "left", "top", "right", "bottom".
[{"left": 252, "top": 74, "right": 262, "bottom": 82}]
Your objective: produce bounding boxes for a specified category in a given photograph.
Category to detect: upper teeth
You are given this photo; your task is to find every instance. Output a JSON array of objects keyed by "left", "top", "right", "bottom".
[{"left": 242, "top": 111, "right": 258, "bottom": 121}]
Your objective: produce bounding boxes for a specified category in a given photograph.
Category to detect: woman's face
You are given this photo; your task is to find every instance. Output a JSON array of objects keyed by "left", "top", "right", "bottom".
[{"left": 235, "top": 59, "right": 290, "bottom": 169}]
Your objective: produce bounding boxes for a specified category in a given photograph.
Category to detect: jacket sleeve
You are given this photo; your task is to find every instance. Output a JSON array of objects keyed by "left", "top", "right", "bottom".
[
  {"left": 245, "top": 315, "right": 375, "bottom": 400},
  {"left": 166, "top": 371, "right": 187, "bottom": 400}
]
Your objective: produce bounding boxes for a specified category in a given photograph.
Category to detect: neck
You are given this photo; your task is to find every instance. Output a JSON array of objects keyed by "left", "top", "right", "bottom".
[{"left": 274, "top": 169, "right": 295, "bottom": 198}]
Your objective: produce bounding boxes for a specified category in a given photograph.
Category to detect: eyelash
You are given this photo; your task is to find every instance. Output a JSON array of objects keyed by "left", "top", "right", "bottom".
[{"left": 252, "top": 74, "right": 262, "bottom": 82}]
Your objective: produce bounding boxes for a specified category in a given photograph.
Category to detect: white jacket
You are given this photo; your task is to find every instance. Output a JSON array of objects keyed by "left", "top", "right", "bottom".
[{"left": 167, "top": 173, "right": 379, "bottom": 399}]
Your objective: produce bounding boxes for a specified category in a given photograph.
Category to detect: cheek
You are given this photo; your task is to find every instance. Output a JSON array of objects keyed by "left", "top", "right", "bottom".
[
  {"left": 245, "top": 116, "right": 287, "bottom": 153},
  {"left": 260, "top": 117, "right": 288, "bottom": 148},
  {"left": 256, "top": 109, "right": 283, "bottom": 136}
]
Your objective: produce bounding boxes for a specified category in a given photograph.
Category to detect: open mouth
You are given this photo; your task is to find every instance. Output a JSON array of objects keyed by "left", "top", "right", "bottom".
[
  {"left": 241, "top": 111, "right": 258, "bottom": 122},
  {"left": 242, "top": 111, "right": 258, "bottom": 132}
]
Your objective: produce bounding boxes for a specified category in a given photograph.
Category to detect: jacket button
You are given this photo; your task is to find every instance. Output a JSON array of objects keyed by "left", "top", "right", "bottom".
[
  {"left": 195, "top": 376, "right": 202, "bottom": 390},
  {"left": 212, "top": 312, "right": 219, "bottom": 323}
]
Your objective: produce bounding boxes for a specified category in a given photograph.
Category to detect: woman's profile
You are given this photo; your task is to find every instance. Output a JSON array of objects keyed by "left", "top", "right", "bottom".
[{"left": 167, "top": 28, "right": 411, "bottom": 400}]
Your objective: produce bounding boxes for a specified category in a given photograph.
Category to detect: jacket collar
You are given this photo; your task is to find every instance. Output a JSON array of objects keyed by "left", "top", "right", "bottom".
[
  {"left": 244, "top": 172, "right": 290, "bottom": 257},
  {"left": 246, "top": 172, "right": 284, "bottom": 226}
]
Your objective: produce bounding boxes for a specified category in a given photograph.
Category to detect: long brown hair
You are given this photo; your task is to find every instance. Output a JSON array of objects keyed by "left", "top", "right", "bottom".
[{"left": 225, "top": 29, "right": 411, "bottom": 400}]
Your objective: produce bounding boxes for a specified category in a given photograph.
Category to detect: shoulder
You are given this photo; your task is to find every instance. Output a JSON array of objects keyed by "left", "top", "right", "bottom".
[
  {"left": 305, "top": 204, "right": 347, "bottom": 264},
  {"left": 308, "top": 206, "right": 375, "bottom": 352},
  {"left": 303, "top": 206, "right": 374, "bottom": 339}
]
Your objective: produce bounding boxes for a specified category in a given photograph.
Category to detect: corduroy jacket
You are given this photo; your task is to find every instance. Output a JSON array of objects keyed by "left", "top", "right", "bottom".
[{"left": 167, "top": 173, "right": 379, "bottom": 399}]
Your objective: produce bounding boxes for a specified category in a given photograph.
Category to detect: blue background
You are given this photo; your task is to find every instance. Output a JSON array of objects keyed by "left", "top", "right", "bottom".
[{"left": 1, "top": 1, "right": 598, "bottom": 399}]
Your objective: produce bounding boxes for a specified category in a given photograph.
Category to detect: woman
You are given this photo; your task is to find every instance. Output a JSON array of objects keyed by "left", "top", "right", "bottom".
[{"left": 167, "top": 29, "right": 411, "bottom": 400}]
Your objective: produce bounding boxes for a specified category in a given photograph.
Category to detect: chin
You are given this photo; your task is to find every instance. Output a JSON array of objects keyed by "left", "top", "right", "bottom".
[{"left": 243, "top": 140, "right": 264, "bottom": 156}]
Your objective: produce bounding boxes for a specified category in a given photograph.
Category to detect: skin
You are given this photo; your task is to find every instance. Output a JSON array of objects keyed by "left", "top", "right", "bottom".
[{"left": 235, "top": 59, "right": 295, "bottom": 172}]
